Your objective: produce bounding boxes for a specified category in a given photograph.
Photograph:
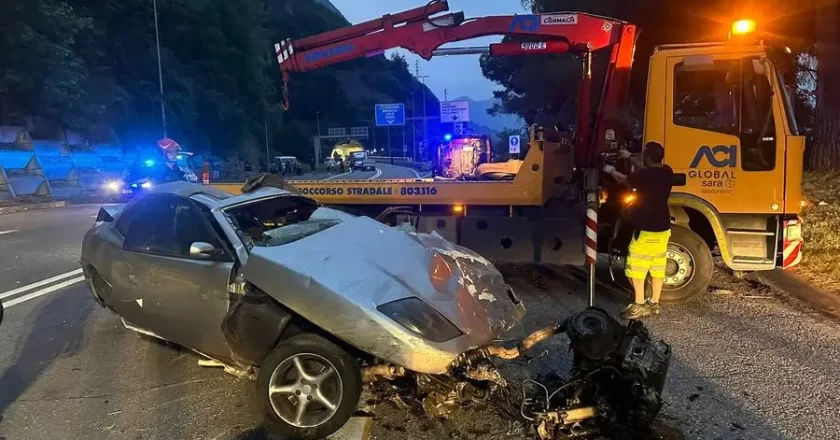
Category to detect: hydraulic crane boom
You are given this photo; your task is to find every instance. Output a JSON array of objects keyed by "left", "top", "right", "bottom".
[{"left": 273, "top": 0, "right": 637, "bottom": 166}]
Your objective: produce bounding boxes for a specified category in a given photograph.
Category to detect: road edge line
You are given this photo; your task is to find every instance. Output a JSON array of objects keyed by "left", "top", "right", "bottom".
[
  {"left": 367, "top": 168, "right": 383, "bottom": 180},
  {"left": 0, "top": 268, "right": 84, "bottom": 300},
  {"left": 3, "top": 276, "right": 85, "bottom": 307}
]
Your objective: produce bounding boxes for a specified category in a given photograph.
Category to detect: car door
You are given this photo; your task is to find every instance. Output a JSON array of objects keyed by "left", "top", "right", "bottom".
[{"left": 120, "top": 194, "right": 235, "bottom": 360}]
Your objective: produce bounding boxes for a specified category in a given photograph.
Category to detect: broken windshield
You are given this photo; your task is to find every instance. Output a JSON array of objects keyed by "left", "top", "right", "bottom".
[{"left": 223, "top": 196, "right": 351, "bottom": 250}]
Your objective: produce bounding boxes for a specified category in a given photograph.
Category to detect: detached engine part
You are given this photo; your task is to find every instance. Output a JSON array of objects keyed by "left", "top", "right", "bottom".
[
  {"left": 368, "top": 308, "right": 671, "bottom": 439},
  {"left": 523, "top": 308, "right": 671, "bottom": 439}
]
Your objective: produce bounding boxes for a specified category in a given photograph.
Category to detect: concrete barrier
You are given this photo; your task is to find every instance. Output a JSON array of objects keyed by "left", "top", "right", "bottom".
[
  {"left": 70, "top": 151, "right": 108, "bottom": 193},
  {"left": 0, "top": 151, "right": 51, "bottom": 198},
  {"left": 33, "top": 140, "right": 83, "bottom": 198}
]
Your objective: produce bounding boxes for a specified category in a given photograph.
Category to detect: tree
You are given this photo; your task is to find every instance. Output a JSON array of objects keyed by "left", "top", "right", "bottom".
[
  {"left": 809, "top": 0, "right": 840, "bottom": 170},
  {"left": 0, "top": 0, "right": 435, "bottom": 164},
  {"left": 0, "top": 1, "right": 92, "bottom": 126},
  {"left": 488, "top": 0, "right": 819, "bottom": 143}
]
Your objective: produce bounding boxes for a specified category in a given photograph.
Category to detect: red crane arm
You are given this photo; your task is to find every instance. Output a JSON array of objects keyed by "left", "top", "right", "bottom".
[
  {"left": 275, "top": 7, "right": 628, "bottom": 72},
  {"left": 274, "top": 0, "right": 638, "bottom": 163}
]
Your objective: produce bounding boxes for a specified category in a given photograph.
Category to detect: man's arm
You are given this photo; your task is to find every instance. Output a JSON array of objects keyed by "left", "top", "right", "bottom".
[
  {"left": 602, "top": 164, "right": 628, "bottom": 184},
  {"left": 620, "top": 149, "right": 645, "bottom": 170}
]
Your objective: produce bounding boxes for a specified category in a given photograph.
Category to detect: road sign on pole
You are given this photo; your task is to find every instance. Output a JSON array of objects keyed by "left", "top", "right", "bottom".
[
  {"left": 509, "top": 135, "right": 521, "bottom": 154},
  {"left": 440, "top": 100, "right": 470, "bottom": 123},
  {"left": 375, "top": 104, "right": 406, "bottom": 127}
]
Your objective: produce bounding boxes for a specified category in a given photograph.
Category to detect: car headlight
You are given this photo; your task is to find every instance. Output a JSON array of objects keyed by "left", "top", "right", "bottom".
[
  {"left": 104, "top": 180, "right": 123, "bottom": 192},
  {"left": 377, "top": 297, "right": 463, "bottom": 343},
  {"left": 140, "top": 181, "right": 153, "bottom": 189}
]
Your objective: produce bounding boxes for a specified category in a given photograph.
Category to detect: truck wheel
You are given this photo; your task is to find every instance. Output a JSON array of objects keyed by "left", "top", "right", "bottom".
[
  {"left": 257, "top": 334, "right": 361, "bottom": 440},
  {"left": 654, "top": 225, "right": 713, "bottom": 303}
]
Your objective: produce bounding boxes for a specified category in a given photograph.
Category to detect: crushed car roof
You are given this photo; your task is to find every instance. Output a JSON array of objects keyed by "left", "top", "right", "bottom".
[
  {"left": 148, "top": 181, "right": 233, "bottom": 200},
  {"left": 148, "top": 181, "right": 311, "bottom": 210}
]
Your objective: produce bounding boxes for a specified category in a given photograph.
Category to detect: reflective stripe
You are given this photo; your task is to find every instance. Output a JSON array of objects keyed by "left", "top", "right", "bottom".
[
  {"left": 628, "top": 254, "right": 656, "bottom": 261},
  {"left": 626, "top": 229, "right": 671, "bottom": 280}
]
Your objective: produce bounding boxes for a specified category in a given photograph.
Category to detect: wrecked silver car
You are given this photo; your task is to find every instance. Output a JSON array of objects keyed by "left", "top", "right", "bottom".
[{"left": 79, "top": 181, "right": 525, "bottom": 439}]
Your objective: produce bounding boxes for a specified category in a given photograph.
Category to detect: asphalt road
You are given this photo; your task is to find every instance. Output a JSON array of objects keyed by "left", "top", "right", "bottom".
[{"left": 1, "top": 205, "right": 840, "bottom": 440}]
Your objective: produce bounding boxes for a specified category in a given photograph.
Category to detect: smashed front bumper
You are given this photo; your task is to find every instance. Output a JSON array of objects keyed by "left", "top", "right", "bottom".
[{"left": 242, "top": 216, "right": 526, "bottom": 374}]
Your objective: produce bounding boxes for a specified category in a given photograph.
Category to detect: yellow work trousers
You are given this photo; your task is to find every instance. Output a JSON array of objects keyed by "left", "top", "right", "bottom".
[{"left": 625, "top": 230, "right": 671, "bottom": 280}]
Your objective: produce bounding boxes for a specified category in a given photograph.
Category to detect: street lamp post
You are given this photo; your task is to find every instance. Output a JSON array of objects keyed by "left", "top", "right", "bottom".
[{"left": 153, "top": 0, "right": 167, "bottom": 138}]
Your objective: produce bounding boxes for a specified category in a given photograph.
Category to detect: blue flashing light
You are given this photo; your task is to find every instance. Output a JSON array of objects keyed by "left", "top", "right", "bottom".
[
  {"left": 444, "top": 134, "right": 453, "bottom": 142},
  {"left": 144, "top": 159, "right": 156, "bottom": 167}
]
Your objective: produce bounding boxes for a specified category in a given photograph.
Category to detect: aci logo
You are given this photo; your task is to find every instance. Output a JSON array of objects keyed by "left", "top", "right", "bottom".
[
  {"left": 304, "top": 43, "right": 355, "bottom": 64},
  {"left": 690, "top": 145, "right": 737, "bottom": 168},
  {"left": 509, "top": 15, "right": 541, "bottom": 32}
]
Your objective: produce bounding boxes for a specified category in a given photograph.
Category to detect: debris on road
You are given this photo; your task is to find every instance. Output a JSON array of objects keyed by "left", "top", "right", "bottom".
[{"left": 365, "top": 307, "right": 672, "bottom": 440}]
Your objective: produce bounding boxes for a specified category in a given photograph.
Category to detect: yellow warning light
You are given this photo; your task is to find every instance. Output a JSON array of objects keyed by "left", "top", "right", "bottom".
[
  {"left": 731, "top": 19, "right": 757, "bottom": 36},
  {"left": 453, "top": 204, "right": 464, "bottom": 214}
]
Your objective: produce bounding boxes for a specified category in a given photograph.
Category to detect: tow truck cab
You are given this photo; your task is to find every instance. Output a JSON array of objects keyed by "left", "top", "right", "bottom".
[{"left": 641, "top": 42, "right": 805, "bottom": 276}]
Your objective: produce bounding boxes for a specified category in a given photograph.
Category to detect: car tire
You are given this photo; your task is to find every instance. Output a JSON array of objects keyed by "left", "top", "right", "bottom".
[
  {"left": 257, "top": 333, "right": 361, "bottom": 440},
  {"left": 653, "top": 225, "right": 714, "bottom": 304}
]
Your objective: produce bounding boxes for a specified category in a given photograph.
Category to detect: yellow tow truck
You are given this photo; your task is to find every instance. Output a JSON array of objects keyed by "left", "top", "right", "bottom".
[{"left": 213, "top": 4, "right": 804, "bottom": 302}]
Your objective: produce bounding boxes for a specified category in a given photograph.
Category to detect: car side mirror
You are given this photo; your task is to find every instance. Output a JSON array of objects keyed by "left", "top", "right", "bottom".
[{"left": 189, "top": 242, "right": 218, "bottom": 260}]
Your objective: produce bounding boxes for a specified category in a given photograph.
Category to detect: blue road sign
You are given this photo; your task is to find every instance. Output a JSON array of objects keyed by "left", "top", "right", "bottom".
[
  {"left": 509, "top": 135, "right": 521, "bottom": 154},
  {"left": 375, "top": 104, "right": 406, "bottom": 127}
]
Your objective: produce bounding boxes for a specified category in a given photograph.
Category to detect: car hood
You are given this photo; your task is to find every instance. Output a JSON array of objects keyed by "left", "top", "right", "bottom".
[{"left": 241, "top": 216, "right": 526, "bottom": 372}]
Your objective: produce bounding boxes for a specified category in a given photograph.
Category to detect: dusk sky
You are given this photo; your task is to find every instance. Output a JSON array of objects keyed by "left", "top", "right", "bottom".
[{"left": 329, "top": 0, "right": 530, "bottom": 101}]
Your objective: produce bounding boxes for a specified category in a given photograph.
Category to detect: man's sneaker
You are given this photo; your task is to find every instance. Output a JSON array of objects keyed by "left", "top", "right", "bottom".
[
  {"left": 621, "top": 303, "right": 651, "bottom": 320},
  {"left": 647, "top": 301, "right": 661, "bottom": 316}
]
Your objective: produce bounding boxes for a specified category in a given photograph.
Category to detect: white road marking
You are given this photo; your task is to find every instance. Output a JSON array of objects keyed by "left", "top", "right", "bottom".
[
  {"left": 407, "top": 167, "right": 421, "bottom": 179},
  {"left": 326, "top": 171, "right": 352, "bottom": 180},
  {"left": 0, "top": 268, "right": 83, "bottom": 300},
  {"left": 368, "top": 168, "right": 383, "bottom": 180},
  {"left": 0, "top": 230, "right": 18, "bottom": 236},
  {"left": 2, "top": 275, "right": 85, "bottom": 307},
  {"left": 387, "top": 165, "right": 423, "bottom": 179}
]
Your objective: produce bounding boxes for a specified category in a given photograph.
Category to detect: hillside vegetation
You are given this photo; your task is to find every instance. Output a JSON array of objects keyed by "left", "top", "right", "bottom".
[
  {"left": 0, "top": 0, "right": 436, "bottom": 163},
  {"left": 798, "top": 172, "right": 840, "bottom": 293}
]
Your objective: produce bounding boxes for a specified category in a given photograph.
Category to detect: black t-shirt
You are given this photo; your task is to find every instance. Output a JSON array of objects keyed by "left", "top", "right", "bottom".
[
  {"left": 627, "top": 165, "right": 674, "bottom": 232},
  {"left": 159, "top": 163, "right": 186, "bottom": 183}
]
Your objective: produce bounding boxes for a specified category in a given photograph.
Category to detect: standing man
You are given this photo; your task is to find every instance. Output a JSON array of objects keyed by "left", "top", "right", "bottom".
[
  {"left": 603, "top": 142, "right": 674, "bottom": 319},
  {"left": 157, "top": 138, "right": 188, "bottom": 183}
]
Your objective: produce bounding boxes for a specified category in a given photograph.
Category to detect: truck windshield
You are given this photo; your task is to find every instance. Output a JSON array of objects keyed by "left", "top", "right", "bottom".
[{"left": 775, "top": 65, "right": 800, "bottom": 136}]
